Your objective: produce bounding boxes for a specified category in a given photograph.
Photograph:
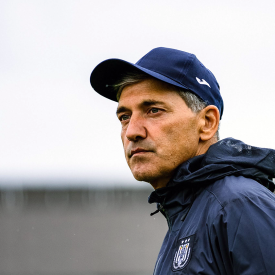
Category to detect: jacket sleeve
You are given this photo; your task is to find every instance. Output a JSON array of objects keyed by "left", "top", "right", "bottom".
[{"left": 210, "top": 192, "right": 275, "bottom": 275}]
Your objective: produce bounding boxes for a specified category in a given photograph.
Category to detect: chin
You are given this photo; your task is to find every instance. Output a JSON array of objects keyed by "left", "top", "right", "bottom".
[
  {"left": 131, "top": 167, "right": 157, "bottom": 183},
  {"left": 131, "top": 165, "right": 170, "bottom": 185},
  {"left": 132, "top": 171, "right": 154, "bottom": 183},
  {"left": 128, "top": 159, "right": 174, "bottom": 185}
]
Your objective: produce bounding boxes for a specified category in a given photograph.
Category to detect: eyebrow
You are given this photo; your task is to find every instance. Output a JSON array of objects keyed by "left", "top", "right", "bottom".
[
  {"left": 116, "top": 106, "right": 129, "bottom": 116},
  {"left": 116, "top": 100, "right": 166, "bottom": 116}
]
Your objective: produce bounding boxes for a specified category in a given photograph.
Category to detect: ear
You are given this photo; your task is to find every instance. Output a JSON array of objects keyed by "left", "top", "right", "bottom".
[{"left": 198, "top": 105, "right": 220, "bottom": 141}]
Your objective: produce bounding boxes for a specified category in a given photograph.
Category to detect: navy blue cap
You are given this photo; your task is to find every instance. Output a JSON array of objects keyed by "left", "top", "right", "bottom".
[{"left": 90, "top": 47, "right": 223, "bottom": 118}]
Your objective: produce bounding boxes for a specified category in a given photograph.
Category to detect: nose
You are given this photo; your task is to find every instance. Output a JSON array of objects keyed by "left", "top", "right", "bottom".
[{"left": 125, "top": 116, "right": 147, "bottom": 142}]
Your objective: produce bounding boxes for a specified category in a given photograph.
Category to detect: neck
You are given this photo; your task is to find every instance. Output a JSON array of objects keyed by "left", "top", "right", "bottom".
[
  {"left": 150, "top": 176, "right": 171, "bottom": 190},
  {"left": 196, "top": 137, "right": 217, "bottom": 156}
]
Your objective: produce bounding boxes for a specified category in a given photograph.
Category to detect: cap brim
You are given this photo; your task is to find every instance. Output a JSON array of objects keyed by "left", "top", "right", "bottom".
[{"left": 90, "top": 59, "right": 189, "bottom": 102}]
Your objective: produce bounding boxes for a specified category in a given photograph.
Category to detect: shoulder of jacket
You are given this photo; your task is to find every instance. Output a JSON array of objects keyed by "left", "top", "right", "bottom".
[{"left": 204, "top": 175, "right": 275, "bottom": 208}]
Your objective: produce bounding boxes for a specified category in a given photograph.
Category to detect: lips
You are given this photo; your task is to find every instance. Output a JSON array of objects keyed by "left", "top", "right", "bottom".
[{"left": 130, "top": 148, "right": 150, "bottom": 158}]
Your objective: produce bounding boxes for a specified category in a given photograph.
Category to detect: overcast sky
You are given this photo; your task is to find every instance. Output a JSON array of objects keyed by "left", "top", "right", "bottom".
[{"left": 1, "top": 0, "right": 275, "bottom": 188}]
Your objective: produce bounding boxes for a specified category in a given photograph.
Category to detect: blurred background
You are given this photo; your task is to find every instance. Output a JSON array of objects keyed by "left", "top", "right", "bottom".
[{"left": 1, "top": 0, "right": 275, "bottom": 274}]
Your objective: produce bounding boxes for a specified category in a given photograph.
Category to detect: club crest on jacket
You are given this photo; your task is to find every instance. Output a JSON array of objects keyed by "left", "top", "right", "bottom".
[{"left": 172, "top": 235, "right": 194, "bottom": 271}]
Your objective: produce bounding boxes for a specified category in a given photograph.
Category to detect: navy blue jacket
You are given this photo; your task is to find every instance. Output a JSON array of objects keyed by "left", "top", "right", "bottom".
[{"left": 149, "top": 138, "right": 275, "bottom": 275}]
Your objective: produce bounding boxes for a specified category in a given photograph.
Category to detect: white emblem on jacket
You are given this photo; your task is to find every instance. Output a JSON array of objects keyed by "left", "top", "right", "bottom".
[{"left": 172, "top": 236, "right": 193, "bottom": 271}]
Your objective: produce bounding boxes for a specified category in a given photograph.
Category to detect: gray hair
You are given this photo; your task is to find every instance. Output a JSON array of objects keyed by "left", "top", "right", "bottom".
[{"left": 113, "top": 71, "right": 220, "bottom": 140}]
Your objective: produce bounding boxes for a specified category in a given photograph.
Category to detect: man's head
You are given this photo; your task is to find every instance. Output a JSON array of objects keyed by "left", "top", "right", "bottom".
[{"left": 90, "top": 47, "right": 223, "bottom": 189}]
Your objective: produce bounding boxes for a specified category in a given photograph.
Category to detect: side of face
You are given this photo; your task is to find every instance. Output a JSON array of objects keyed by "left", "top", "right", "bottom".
[{"left": 116, "top": 79, "right": 203, "bottom": 189}]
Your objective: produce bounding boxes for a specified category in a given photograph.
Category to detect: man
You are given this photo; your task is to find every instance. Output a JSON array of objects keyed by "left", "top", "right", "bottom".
[{"left": 90, "top": 47, "right": 275, "bottom": 274}]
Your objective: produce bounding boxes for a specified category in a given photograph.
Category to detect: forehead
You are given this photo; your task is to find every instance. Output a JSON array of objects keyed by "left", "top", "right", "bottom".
[{"left": 117, "top": 78, "right": 183, "bottom": 109}]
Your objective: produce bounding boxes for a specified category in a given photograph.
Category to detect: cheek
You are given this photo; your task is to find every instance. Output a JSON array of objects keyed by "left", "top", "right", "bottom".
[
  {"left": 156, "top": 121, "right": 198, "bottom": 159},
  {"left": 121, "top": 128, "right": 127, "bottom": 145},
  {"left": 156, "top": 122, "right": 186, "bottom": 146},
  {"left": 121, "top": 133, "right": 131, "bottom": 162}
]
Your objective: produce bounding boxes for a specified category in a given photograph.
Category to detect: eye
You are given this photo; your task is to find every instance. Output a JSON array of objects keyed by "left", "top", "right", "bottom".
[
  {"left": 119, "top": 114, "right": 130, "bottom": 121},
  {"left": 150, "top": 108, "right": 159, "bottom": 114}
]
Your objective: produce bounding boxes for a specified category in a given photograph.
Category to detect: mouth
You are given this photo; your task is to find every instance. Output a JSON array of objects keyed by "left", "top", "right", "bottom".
[{"left": 130, "top": 148, "right": 151, "bottom": 158}]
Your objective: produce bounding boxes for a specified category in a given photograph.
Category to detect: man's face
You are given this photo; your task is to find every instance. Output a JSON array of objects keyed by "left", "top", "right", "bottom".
[{"left": 116, "top": 78, "right": 202, "bottom": 189}]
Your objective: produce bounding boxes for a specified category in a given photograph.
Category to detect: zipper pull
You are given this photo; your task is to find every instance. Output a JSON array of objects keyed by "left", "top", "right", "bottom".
[{"left": 150, "top": 204, "right": 164, "bottom": 216}]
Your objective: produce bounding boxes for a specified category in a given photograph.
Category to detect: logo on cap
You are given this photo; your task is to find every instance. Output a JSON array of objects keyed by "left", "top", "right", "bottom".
[{"left": 196, "top": 77, "right": 211, "bottom": 88}]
